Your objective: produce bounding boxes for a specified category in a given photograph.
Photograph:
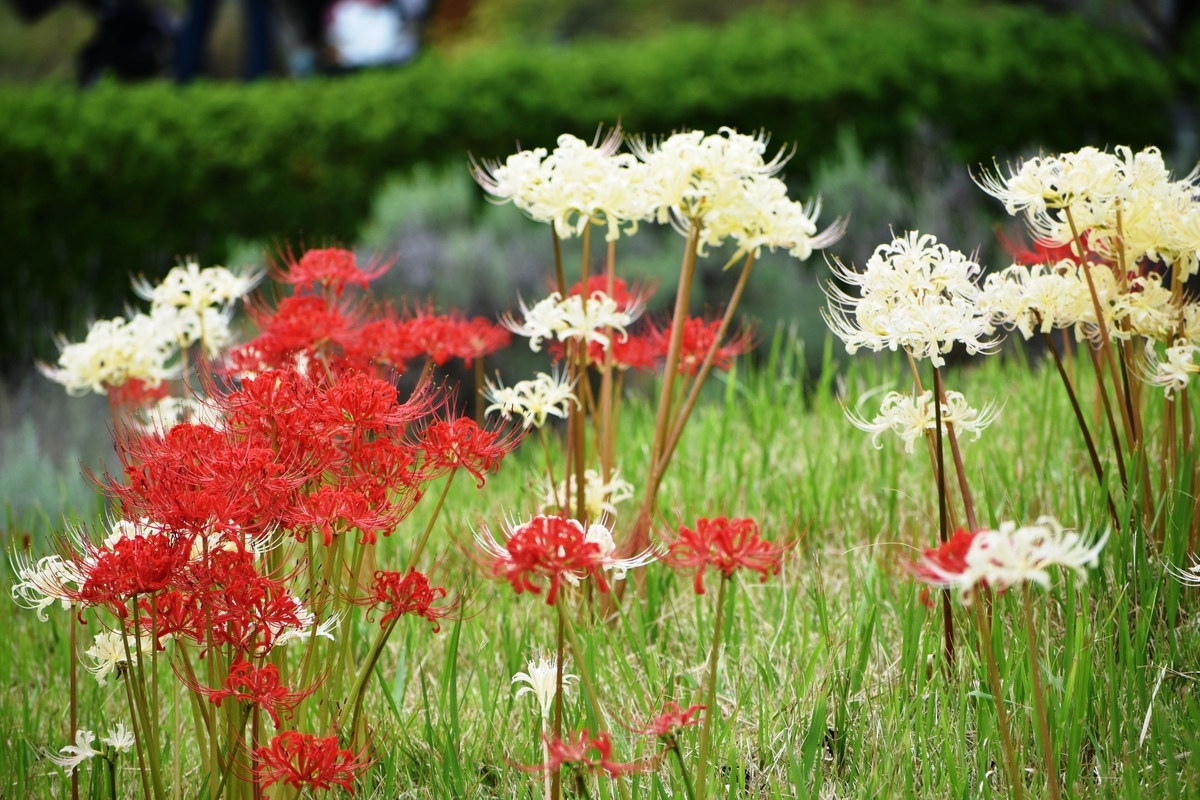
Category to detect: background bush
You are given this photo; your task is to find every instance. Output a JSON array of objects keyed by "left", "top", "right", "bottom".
[{"left": 0, "top": 1, "right": 1174, "bottom": 370}]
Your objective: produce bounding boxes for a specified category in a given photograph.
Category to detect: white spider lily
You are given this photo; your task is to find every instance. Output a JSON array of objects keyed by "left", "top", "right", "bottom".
[
  {"left": 512, "top": 655, "right": 579, "bottom": 724},
  {"left": 10, "top": 554, "right": 83, "bottom": 620},
  {"left": 47, "top": 730, "right": 101, "bottom": 770},
  {"left": 541, "top": 468, "right": 634, "bottom": 519},
  {"left": 823, "top": 232, "right": 997, "bottom": 367},
  {"left": 84, "top": 631, "right": 152, "bottom": 685},
  {"left": 100, "top": 723, "right": 135, "bottom": 754},
  {"left": 1144, "top": 340, "right": 1200, "bottom": 397},
  {"left": 39, "top": 313, "right": 178, "bottom": 396},
  {"left": 484, "top": 371, "right": 578, "bottom": 430},
  {"left": 939, "top": 517, "right": 1107, "bottom": 593},
  {"left": 556, "top": 292, "right": 639, "bottom": 349},
  {"left": 846, "top": 390, "right": 999, "bottom": 454}
]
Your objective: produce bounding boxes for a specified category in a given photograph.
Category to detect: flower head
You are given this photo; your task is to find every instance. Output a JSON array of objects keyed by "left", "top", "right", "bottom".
[
  {"left": 46, "top": 730, "right": 100, "bottom": 771},
  {"left": 846, "top": 390, "right": 999, "bottom": 454},
  {"left": 824, "top": 232, "right": 996, "bottom": 367},
  {"left": 205, "top": 659, "right": 311, "bottom": 728},
  {"left": 274, "top": 247, "right": 389, "bottom": 296},
  {"left": 512, "top": 654, "right": 578, "bottom": 723},
  {"left": 541, "top": 468, "right": 634, "bottom": 519},
  {"left": 910, "top": 528, "right": 979, "bottom": 587},
  {"left": 484, "top": 371, "right": 578, "bottom": 430},
  {"left": 419, "top": 416, "right": 517, "bottom": 487},
  {"left": 254, "top": 731, "right": 369, "bottom": 794},
  {"left": 665, "top": 516, "right": 783, "bottom": 594},
  {"left": 100, "top": 724, "right": 135, "bottom": 753},
  {"left": 544, "top": 730, "right": 638, "bottom": 777},
  {"left": 365, "top": 570, "right": 451, "bottom": 630},
  {"left": 635, "top": 702, "right": 705, "bottom": 739}
]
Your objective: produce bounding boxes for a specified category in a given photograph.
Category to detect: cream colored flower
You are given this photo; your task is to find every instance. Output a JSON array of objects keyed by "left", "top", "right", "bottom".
[
  {"left": 541, "top": 468, "right": 634, "bottom": 519},
  {"left": 941, "top": 517, "right": 1106, "bottom": 594},
  {"left": 846, "top": 390, "right": 998, "bottom": 454},
  {"left": 84, "top": 631, "right": 151, "bottom": 685},
  {"left": 39, "top": 314, "right": 178, "bottom": 396},
  {"left": 513, "top": 655, "right": 578, "bottom": 724},
  {"left": 10, "top": 554, "right": 83, "bottom": 621},
  {"left": 100, "top": 724, "right": 135, "bottom": 754},
  {"left": 484, "top": 371, "right": 578, "bottom": 429},
  {"left": 556, "top": 291, "right": 638, "bottom": 349},
  {"left": 1144, "top": 340, "right": 1200, "bottom": 397},
  {"left": 823, "top": 231, "right": 996, "bottom": 366},
  {"left": 47, "top": 730, "right": 100, "bottom": 771}
]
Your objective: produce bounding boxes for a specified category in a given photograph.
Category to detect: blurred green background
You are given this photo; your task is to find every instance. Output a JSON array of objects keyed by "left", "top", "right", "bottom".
[{"left": 2, "top": 0, "right": 1199, "bottom": 529}]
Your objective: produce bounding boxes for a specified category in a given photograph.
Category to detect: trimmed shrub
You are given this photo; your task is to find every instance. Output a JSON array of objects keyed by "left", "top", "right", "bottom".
[{"left": 0, "top": 2, "right": 1173, "bottom": 369}]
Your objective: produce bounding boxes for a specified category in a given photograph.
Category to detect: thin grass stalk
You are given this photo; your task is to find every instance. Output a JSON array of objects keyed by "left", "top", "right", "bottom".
[
  {"left": 1022, "top": 584, "right": 1061, "bottom": 800},
  {"left": 694, "top": 575, "right": 729, "bottom": 800},
  {"left": 406, "top": 468, "right": 458, "bottom": 571},
  {"left": 553, "top": 611, "right": 565, "bottom": 800},
  {"left": 1042, "top": 331, "right": 1120, "bottom": 529},
  {"left": 658, "top": 252, "right": 756, "bottom": 474},
  {"left": 70, "top": 609, "right": 79, "bottom": 800},
  {"left": 932, "top": 367, "right": 956, "bottom": 667},
  {"left": 933, "top": 366, "right": 978, "bottom": 533},
  {"left": 120, "top": 614, "right": 162, "bottom": 800},
  {"left": 972, "top": 598, "right": 1023, "bottom": 800}
]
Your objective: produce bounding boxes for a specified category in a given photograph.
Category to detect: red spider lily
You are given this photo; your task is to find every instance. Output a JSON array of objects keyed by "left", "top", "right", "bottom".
[
  {"left": 649, "top": 318, "right": 753, "bottom": 376},
  {"left": 290, "top": 486, "right": 402, "bottom": 546},
  {"left": 665, "top": 516, "right": 783, "bottom": 594},
  {"left": 254, "top": 731, "right": 369, "bottom": 794},
  {"left": 996, "top": 228, "right": 1087, "bottom": 266},
  {"left": 205, "top": 658, "right": 313, "bottom": 728},
  {"left": 582, "top": 332, "right": 659, "bottom": 372},
  {"left": 227, "top": 294, "right": 367, "bottom": 378},
  {"left": 362, "top": 570, "right": 452, "bottom": 630},
  {"left": 911, "top": 528, "right": 978, "bottom": 587},
  {"left": 274, "top": 247, "right": 390, "bottom": 296},
  {"left": 542, "top": 730, "right": 638, "bottom": 777},
  {"left": 75, "top": 531, "right": 194, "bottom": 611},
  {"left": 108, "top": 378, "right": 171, "bottom": 409},
  {"left": 138, "top": 589, "right": 208, "bottom": 645},
  {"left": 635, "top": 702, "right": 705, "bottom": 739},
  {"left": 109, "top": 422, "right": 311, "bottom": 539},
  {"left": 483, "top": 515, "right": 608, "bottom": 605},
  {"left": 419, "top": 416, "right": 518, "bottom": 487},
  {"left": 453, "top": 316, "right": 512, "bottom": 365},
  {"left": 567, "top": 275, "right": 645, "bottom": 309}
]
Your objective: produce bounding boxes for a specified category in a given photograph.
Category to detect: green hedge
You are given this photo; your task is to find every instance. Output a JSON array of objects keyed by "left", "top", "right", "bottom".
[{"left": 0, "top": 2, "right": 1174, "bottom": 370}]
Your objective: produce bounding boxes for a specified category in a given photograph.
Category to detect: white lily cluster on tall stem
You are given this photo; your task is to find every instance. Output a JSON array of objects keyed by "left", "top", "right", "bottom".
[
  {"left": 40, "top": 260, "right": 259, "bottom": 403},
  {"left": 846, "top": 389, "right": 999, "bottom": 454}
]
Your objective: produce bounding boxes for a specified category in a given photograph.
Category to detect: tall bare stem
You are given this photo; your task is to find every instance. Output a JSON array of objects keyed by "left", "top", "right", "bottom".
[{"left": 694, "top": 575, "right": 729, "bottom": 800}]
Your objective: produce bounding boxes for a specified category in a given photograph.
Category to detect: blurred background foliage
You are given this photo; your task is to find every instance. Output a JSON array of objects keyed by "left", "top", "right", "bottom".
[{"left": 2, "top": 0, "right": 1199, "bottom": 526}]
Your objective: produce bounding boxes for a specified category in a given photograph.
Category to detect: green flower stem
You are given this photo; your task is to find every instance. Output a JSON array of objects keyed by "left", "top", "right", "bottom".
[
  {"left": 1022, "top": 585, "right": 1061, "bottom": 800},
  {"left": 406, "top": 468, "right": 457, "bottom": 572},
  {"left": 70, "top": 609, "right": 79, "bottom": 800},
  {"left": 972, "top": 597, "right": 1023, "bottom": 800},
  {"left": 346, "top": 616, "right": 401, "bottom": 744},
  {"left": 695, "top": 574, "right": 729, "bottom": 800},
  {"left": 668, "top": 739, "right": 696, "bottom": 800}
]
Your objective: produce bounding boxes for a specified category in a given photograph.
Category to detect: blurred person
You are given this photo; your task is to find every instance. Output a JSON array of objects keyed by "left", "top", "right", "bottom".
[
  {"left": 325, "top": 0, "right": 426, "bottom": 70},
  {"left": 174, "top": 0, "right": 272, "bottom": 81},
  {"left": 6, "top": 0, "right": 171, "bottom": 84}
]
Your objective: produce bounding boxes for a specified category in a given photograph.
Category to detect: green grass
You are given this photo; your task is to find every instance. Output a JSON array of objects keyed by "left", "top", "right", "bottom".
[{"left": 2, "top": 334, "right": 1199, "bottom": 798}]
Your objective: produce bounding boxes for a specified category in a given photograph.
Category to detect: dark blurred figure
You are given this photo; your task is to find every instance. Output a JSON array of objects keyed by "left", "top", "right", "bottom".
[
  {"left": 175, "top": 0, "right": 272, "bottom": 81},
  {"left": 6, "top": 0, "right": 171, "bottom": 84}
]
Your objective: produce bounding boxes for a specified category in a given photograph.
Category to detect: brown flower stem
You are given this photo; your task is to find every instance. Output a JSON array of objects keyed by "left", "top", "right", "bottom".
[
  {"left": 572, "top": 343, "right": 588, "bottom": 523},
  {"left": 1064, "top": 208, "right": 1135, "bottom": 454},
  {"left": 904, "top": 354, "right": 960, "bottom": 532},
  {"left": 1022, "top": 585, "right": 1061, "bottom": 800},
  {"left": 475, "top": 357, "right": 485, "bottom": 426},
  {"left": 639, "top": 225, "right": 701, "bottom": 539},
  {"left": 658, "top": 252, "right": 756, "bottom": 475},
  {"left": 973, "top": 597, "right": 1023, "bottom": 800},
  {"left": 669, "top": 740, "right": 697, "bottom": 800},
  {"left": 70, "top": 610, "right": 79, "bottom": 800},
  {"left": 1042, "top": 332, "right": 1120, "bottom": 529},
  {"left": 552, "top": 228, "right": 566, "bottom": 296},
  {"left": 933, "top": 365, "right": 978, "bottom": 533},
  {"left": 580, "top": 221, "right": 591, "bottom": 284},
  {"left": 1083, "top": 339, "right": 1129, "bottom": 491},
  {"left": 406, "top": 468, "right": 458, "bottom": 571},
  {"left": 695, "top": 575, "right": 729, "bottom": 800},
  {"left": 599, "top": 240, "right": 617, "bottom": 482},
  {"left": 932, "top": 368, "right": 956, "bottom": 668}
]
